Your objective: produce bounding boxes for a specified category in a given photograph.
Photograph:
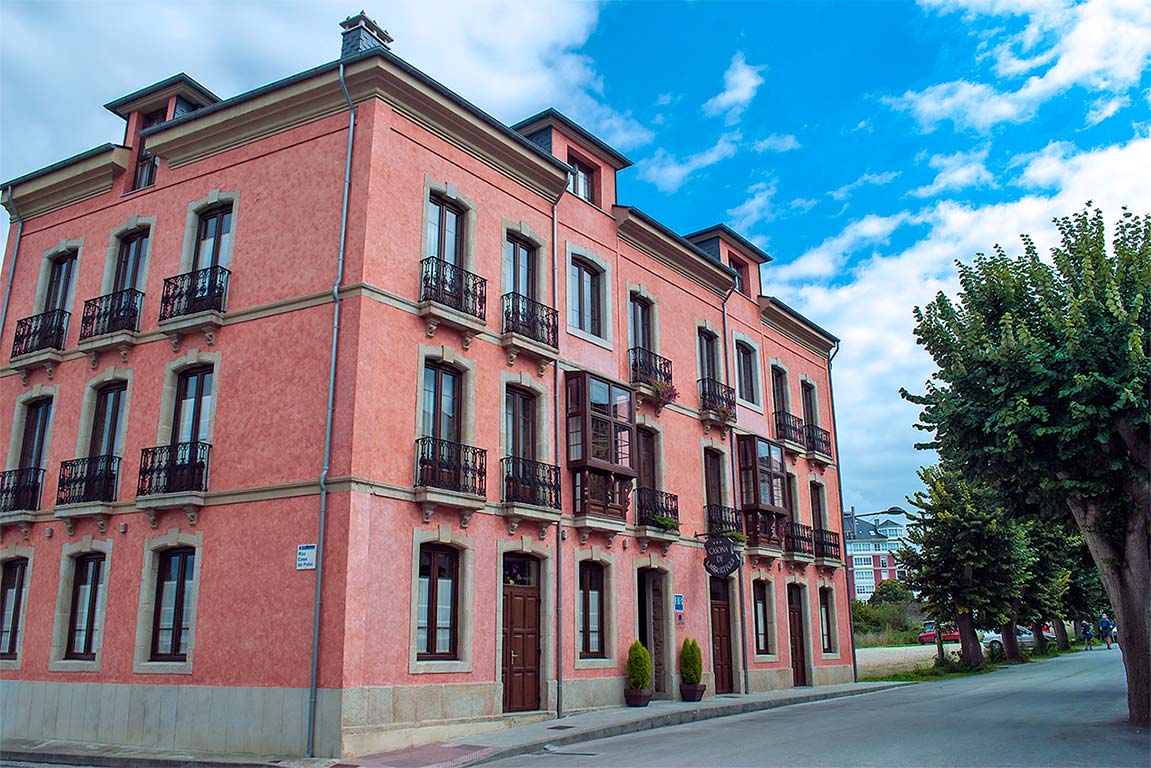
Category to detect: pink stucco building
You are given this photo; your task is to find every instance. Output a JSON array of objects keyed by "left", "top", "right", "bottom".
[{"left": 0, "top": 15, "right": 852, "bottom": 758}]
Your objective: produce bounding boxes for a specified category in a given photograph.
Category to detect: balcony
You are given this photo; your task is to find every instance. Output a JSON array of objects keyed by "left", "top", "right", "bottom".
[
  {"left": 54, "top": 455, "right": 119, "bottom": 534},
  {"left": 706, "top": 504, "right": 740, "bottom": 535},
  {"left": 773, "top": 411, "right": 806, "bottom": 454},
  {"left": 500, "top": 456, "right": 561, "bottom": 537},
  {"left": 157, "top": 266, "right": 230, "bottom": 349},
  {"left": 572, "top": 470, "right": 630, "bottom": 546},
  {"left": 784, "top": 521, "right": 815, "bottom": 565},
  {"left": 418, "top": 257, "right": 487, "bottom": 348},
  {"left": 136, "top": 441, "right": 211, "bottom": 525},
  {"left": 698, "top": 378, "right": 736, "bottom": 433},
  {"left": 629, "top": 348, "right": 675, "bottom": 414},
  {"left": 814, "top": 528, "right": 842, "bottom": 567},
  {"left": 804, "top": 423, "right": 833, "bottom": 462},
  {"left": 414, "top": 436, "right": 486, "bottom": 526},
  {"left": 78, "top": 289, "right": 144, "bottom": 366},
  {"left": 0, "top": 467, "right": 44, "bottom": 521},
  {"left": 744, "top": 509, "right": 784, "bottom": 562},
  {"left": 499, "top": 292, "right": 558, "bottom": 373},
  {"left": 10, "top": 309, "right": 68, "bottom": 382},
  {"left": 635, "top": 488, "right": 679, "bottom": 555}
]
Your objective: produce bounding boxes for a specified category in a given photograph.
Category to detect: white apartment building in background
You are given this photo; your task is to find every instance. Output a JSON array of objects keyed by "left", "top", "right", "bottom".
[{"left": 844, "top": 507, "right": 911, "bottom": 601}]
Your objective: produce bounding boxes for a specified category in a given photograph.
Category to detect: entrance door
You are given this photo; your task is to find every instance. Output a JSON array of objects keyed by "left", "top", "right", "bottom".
[
  {"left": 787, "top": 584, "right": 808, "bottom": 686},
  {"left": 710, "top": 576, "right": 734, "bottom": 694},
  {"left": 502, "top": 555, "right": 541, "bottom": 712},
  {"left": 637, "top": 569, "right": 668, "bottom": 696}
]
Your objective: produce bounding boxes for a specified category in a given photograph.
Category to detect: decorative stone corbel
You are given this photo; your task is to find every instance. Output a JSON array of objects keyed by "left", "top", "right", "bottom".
[
  {"left": 94, "top": 514, "right": 109, "bottom": 535},
  {"left": 637, "top": 537, "right": 650, "bottom": 554},
  {"left": 461, "top": 331, "right": 475, "bottom": 350},
  {"left": 420, "top": 503, "right": 436, "bottom": 524},
  {"left": 506, "top": 516, "right": 521, "bottom": 536},
  {"left": 202, "top": 328, "right": 216, "bottom": 346},
  {"left": 18, "top": 521, "right": 31, "bottom": 541},
  {"left": 506, "top": 348, "right": 519, "bottom": 366},
  {"left": 119, "top": 344, "right": 131, "bottom": 364},
  {"left": 184, "top": 508, "right": 198, "bottom": 527},
  {"left": 578, "top": 528, "right": 591, "bottom": 546},
  {"left": 44, "top": 361, "right": 57, "bottom": 380},
  {"left": 62, "top": 517, "right": 77, "bottom": 537},
  {"left": 169, "top": 335, "right": 182, "bottom": 352},
  {"left": 459, "top": 509, "right": 474, "bottom": 529},
  {"left": 537, "top": 521, "right": 552, "bottom": 540},
  {"left": 603, "top": 530, "right": 618, "bottom": 550},
  {"left": 144, "top": 509, "right": 159, "bottom": 529},
  {"left": 19, "top": 370, "right": 29, "bottom": 385},
  {"left": 87, "top": 352, "right": 100, "bottom": 370},
  {"left": 424, "top": 318, "right": 439, "bottom": 338},
  {"left": 660, "top": 541, "right": 673, "bottom": 557}
]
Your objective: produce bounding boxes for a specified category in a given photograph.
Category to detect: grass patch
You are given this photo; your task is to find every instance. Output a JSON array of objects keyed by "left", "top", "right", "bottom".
[
  {"left": 853, "top": 629, "right": 921, "bottom": 648},
  {"left": 861, "top": 652, "right": 991, "bottom": 682}
]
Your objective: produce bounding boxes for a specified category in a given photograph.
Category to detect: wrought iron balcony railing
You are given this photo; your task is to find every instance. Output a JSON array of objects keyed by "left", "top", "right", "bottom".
[
  {"left": 698, "top": 378, "right": 736, "bottom": 416},
  {"left": 159, "top": 266, "right": 230, "bottom": 321},
  {"left": 629, "top": 347, "right": 673, "bottom": 388},
  {"left": 11, "top": 309, "right": 69, "bottom": 358},
  {"left": 57, "top": 455, "right": 120, "bottom": 505},
  {"left": 706, "top": 504, "right": 740, "bottom": 534},
  {"left": 0, "top": 467, "right": 44, "bottom": 513},
  {"left": 501, "top": 292, "right": 557, "bottom": 347},
  {"left": 804, "top": 423, "right": 833, "bottom": 456},
  {"left": 420, "top": 257, "right": 486, "bottom": 322},
  {"left": 785, "top": 521, "right": 815, "bottom": 556},
  {"left": 501, "top": 456, "right": 560, "bottom": 509},
  {"left": 745, "top": 509, "right": 784, "bottom": 549},
  {"left": 137, "top": 441, "right": 211, "bottom": 497},
  {"left": 774, "top": 411, "right": 806, "bottom": 445},
  {"left": 814, "top": 528, "right": 841, "bottom": 560},
  {"left": 80, "top": 289, "right": 144, "bottom": 340},
  {"left": 415, "top": 436, "right": 486, "bottom": 497},
  {"left": 636, "top": 488, "right": 679, "bottom": 529}
]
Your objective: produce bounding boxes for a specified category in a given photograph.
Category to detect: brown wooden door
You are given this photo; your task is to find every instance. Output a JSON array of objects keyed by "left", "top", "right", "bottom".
[
  {"left": 788, "top": 584, "right": 808, "bottom": 686},
  {"left": 502, "top": 557, "right": 541, "bottom": 712},
  {"left": 648, "top": 573, "right": 667, "bottom": 695},
  {"left": 710, "top": 577, "right": 734, "bottom": 694}
]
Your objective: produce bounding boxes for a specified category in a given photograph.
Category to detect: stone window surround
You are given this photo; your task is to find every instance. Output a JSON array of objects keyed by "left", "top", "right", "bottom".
[
  {"left": 499, "top": 371, "right": 550, "bottom": 462},
  {"left": 799, "top": 374, "right": 822, "bottom": 426},
  {"left": 783, "top": 576, "right": 816, "bottom": 682},
  {"left": 630, "top": 555, "right": 676, "bottom": 689},
  {"left": 751, "top": 573, "right": 779, "bottom": 662},
  {"left": 0, "top": 544, "right": 34, "bottom": 671},
  {"left": 819, "top": 585, "right": 841, "bottom": 659},
  {"left": 409, "top": 524, "right": 475, "bottom": 674},
  {"left": 32, "top": 239, "right": 84, "bottom": 316},
  {"left": 634, "top": 414, "right": 667, "bottom": 492},
  {"left": 693, "top": 319, "right": 724, "bottom": 384},
  {"left": 421, "top": 177, "right": 477, "bottom": 273},
  {"left": 565, "top": 241, "right": 613, "bottom": 351},
  {"left": 178, "top": 190, "right": 241, "bottom": 273},
  {"left": 807, "top": 477, "right": 827, "bottom": 529},
  {"left": 786, "top": 472, "right": 800, "bottom": 523},
  {"left": 574, "top": 545, "right": 617, "bottom": 670},
  {"left": 495, "top": 536, "right": 556, "bottom": 710},
  {"left": 153, "top": 349, "right": 221, "bottom": 446},
  {"left": 768, "top": 358, "right": 791, "bottom": 414},
  {"left": 101, "top": 216, "right": 156, "bottom": 295},
  {"left": 698, "top": 437, "right": 732, "bottom": 508},
  {"left": 72, "top": 367, "right": 135, "bottom": 499},
  {"left": 415, "top": 345, "right": 478, "bottom": 447},
  {"left": 5, "top": 383, "right": 58, "bottom": 471},
  {"left": 48, "top": 535, "right": 113, "bottom": 672},
  {"left": 732, "top": 331, "right": 763, "bottom": 412},
  {"left": 500, "top": 219, "right": 548, "bottom": 302},
  {"left": 132, "top": 527, "right": 203, "bottom": 674},
  {"left": 625, "top": 283, "right": 661, "bottom": 355}
]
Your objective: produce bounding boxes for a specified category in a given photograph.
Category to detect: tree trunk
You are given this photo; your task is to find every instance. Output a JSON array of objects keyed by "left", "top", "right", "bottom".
[
  {"left": 936, "top": 623, "right": 945, "bottom": 664},
  {"left": 1030, "top": 620, "right": 1048, "bottom": 654},
  {"left": 1053, "top": 618, "right": 1070, "bottom": 651},
  {"left": 956, "top": 610, "right": 983, "bottom": 668},
  {"left": 1001, "top": 620, "right": 1022, "bottom": 661}
]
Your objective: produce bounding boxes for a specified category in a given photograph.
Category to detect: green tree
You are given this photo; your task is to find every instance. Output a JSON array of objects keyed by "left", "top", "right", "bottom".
[
  {"left": 898, "top": 466, "right": 1028, "bottom": 667},
  {"left": 903, "top": 205, "right": 1150, "bottom": 724},
  {"left": 870, "top": 578, "right": 913, "bottom": 604}
]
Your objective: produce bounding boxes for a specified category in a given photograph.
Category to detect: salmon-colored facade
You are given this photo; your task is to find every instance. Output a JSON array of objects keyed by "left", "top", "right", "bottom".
[{"left": 0, "top": 16, "right": 852, "bottom": 758}]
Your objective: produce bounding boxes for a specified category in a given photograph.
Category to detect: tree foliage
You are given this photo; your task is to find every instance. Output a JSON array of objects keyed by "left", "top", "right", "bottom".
[{"left": 870, "top": 578, "right": 914, "bottom": 604}]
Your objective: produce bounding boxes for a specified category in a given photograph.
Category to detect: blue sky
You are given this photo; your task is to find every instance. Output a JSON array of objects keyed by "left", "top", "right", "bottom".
[{"left": 2, "top": 0, "right": 1149, "bottom": 515}]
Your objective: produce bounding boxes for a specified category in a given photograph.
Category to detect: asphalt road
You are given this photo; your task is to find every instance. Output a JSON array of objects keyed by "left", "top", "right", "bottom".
[{"left": 489, "top": 648, "right": 1149, "bottom": 768}]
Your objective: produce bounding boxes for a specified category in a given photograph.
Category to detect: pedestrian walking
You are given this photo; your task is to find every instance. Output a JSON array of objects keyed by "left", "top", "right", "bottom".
[
  {"left": 1099, "top": 615, "right": 1114, "bottom": 649},
  {"left": 1081, "top": 620, "right": 1094, "bottom": 650}
]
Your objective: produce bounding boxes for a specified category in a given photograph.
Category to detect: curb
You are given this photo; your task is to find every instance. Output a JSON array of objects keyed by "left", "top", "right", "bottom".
[{"left": 0, "top": 744, "right": 336, "bottom": 768}]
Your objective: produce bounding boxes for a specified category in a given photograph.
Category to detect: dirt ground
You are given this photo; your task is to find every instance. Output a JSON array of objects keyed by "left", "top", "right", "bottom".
[{"left": 855, "top": 643, "right": 960, "bottom": 677}]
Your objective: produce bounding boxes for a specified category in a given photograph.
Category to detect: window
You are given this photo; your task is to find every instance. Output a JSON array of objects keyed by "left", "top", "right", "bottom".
[
  {"left": 753, "top": 581, "right": 773, "bottom": 654},
  {"left": 801, "top": 381, "right": 817, "bottom": 426},
  {"left": 630, "top": 294, "right": 652, "bottom": 351},
  {"left": 697, "top": 329, "right": 718, "bottom": 381},
  {"left": 173, "top": 367, "right": 213, "bottom": 445},
  {"left": 422, "top": 363, "right": 461, "bottom": 443},
  {"left": 192, "top": 205, "right": 233, "bottom": 271},
  {"left": 132, "top": 109, "right": 166, "bottom": 191},
  {"left": 44, "top": 252, "right": 77, "bottom": 312},
  {"left": 151, "top": 547, "right": 195, "bottom": 661},
  {"left": 729, "top": 255, "right": 748, "bottom": 294},
  {"left": 0, "top": 559, "right": 28, "bottom": 659},
  {"left": 505, "top": 386, "right": 535, "bottom": 461},
  {"left": 66, "top": 554, "right": 105, "bottom": 660},
  {"left": 636, "top": 428, "right": 657, "bottom": 491},
  {"left": 704, "top": 448, "right": 724, "bottom": 507},
  {"left": 736, "top": 436, "right": 787, "bottom": 510},
  {"left": 89, "top": 382, "right": 126, "bottom": 459},
  {"left": 771, "top": 366, "right": 788, "bottom": 416},
  {"left": 565, "top": 372, "right": 634, "bottom": 473},
  {"left": 578, "top": 561, "right": 605, "bottom": 658},
  {"left": 810, "top": 482, "right": 825, "bottom": 529},
  {"left": 568, "top": 156, "right": 596, "bottom": 204},
  {"left": 880, "top": 556, "right": 888, "bottom": 567},
  {"left": 19, "top": 398, "right": 52, "bottom": 470},
  {"left": 114, "top": 230, "right": 149, "bottom": 292},
  {"left": 819, "top": 588, "right": 835, "bottom": 652},
  {"left": 736, "top": 342, "right": 757, "bottom": 403},
  {"left": 569, "top": 258, "right": 602, "bottom": 336},
  {"left": 425, "top": 195, "right": 463, "bottom": 266},
  {"left": 503, "top": 235, "right": 535, "bottom": 298},
  {"left": 417, "top": 545, "right": 458, "bottom": 659}
]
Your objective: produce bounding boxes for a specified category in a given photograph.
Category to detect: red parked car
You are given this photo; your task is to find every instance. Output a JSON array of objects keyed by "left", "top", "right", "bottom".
[{"left": 918, "top": 622, "right": 960, "bottom": 644}]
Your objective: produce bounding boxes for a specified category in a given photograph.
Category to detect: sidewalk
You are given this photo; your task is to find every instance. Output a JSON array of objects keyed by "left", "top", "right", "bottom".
[{"left": 1, "top": 681, "right": 907, "bottom": 768}]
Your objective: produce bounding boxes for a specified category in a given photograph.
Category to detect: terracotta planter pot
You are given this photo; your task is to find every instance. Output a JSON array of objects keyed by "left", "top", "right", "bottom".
[
  {"left": 679, "top": 683, "right": 706, "bottom": 702},
  {"left": 624, "top": 688, "right": 653, "bottom": 707}
]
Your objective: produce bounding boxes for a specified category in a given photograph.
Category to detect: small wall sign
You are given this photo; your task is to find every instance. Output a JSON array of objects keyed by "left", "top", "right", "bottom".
[
  {"left": 674, "top": 593, "right": 685, "bottom": 612},
  {"left": 296, "top": 544, "right": 317, "bottom": 570}
]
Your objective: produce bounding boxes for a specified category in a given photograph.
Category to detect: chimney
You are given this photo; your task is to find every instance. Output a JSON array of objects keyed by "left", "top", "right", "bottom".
[{"left": 340, "top": 11, "right": 393, "bottom": 58}]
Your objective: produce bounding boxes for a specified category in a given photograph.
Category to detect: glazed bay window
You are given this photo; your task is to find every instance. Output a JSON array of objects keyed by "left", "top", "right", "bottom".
[
  {"left": 66, "top": 554, "right": 105, "bottom": 660},
  {"left": 0, "top": 558, "right": 28, "bottom": 659},
  {"left": 417, "top": 544, "right": 458, "bottom": 659},
  {"left": 736, "top": 435, "right": 788, "bottom": 512},
  {"left": 565, "top": 372, "right": 634, "bottom": 473},
  {"left": 151, "top": 547, "right": 194, "bottom": 661},
  {"left": 578, "top": 561, "right": 605, "bottom": 658}
]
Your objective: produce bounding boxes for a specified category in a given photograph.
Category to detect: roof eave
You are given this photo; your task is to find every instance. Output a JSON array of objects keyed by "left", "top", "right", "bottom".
[{"left": 513, "top": 108, "right": 633, "bottom": 170}]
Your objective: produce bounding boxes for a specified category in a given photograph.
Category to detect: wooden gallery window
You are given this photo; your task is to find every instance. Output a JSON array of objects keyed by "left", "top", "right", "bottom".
[
  {"left": 417, "top": 544, "right": 459, "bottom": 660},
  {"left": 753, "top": 581, "right": 772, "bottom": 654},
  {"left": 0, "top": 558, "right": 28, "bottom": 659},
  {"left": 736, "top": 342, "right": 757, "bottom": 403},
  {"left": 151, "top": 547, "right": 195, "bottom": 661},
  {"left": 565, "top": 372, "right": 635, "bottom": 518},
  {"left": 578, "top": 561, "right": 605, "bottom": 658},
  {"left": 819, "top": 588, "right": 834, "bottom": 652},
  {"left": 736, "top": 435, "right": 788, "bottom": 511},
  {"left": 569, "top": 258, "right": 602, "bottom": 336},
  {"left": 66, "top": 554, "right": 105, "bottom": 660}
]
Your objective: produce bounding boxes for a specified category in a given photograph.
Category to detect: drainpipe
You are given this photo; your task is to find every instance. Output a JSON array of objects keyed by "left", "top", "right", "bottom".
[
  {"left": 719, "top": 285, "right": 749, "bottom": 695},
  {"left": 552, "top": 179, "right": 566, "bottom": 719},
  {"left": 1, "top": 186, "right": 25, "bottom": 346},
  {"left": 306, "top": 61, "right": 355, "bottom": 758},
  {"left": 827, "top": 340, "right": 857, "bottom": 682}
]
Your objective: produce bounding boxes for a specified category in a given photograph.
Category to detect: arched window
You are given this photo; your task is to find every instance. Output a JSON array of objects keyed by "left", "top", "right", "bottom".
[{"left": 570, "top": 258, "right": 602, "bottom": 336}]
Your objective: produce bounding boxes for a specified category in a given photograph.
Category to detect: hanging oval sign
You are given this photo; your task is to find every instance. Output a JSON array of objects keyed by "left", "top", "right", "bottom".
[{"left": 703, "top": 534, "right": 741, "bottom": 577}]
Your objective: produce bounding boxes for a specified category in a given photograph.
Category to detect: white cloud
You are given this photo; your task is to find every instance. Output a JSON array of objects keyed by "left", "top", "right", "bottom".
[
  {"left": 911, "top": 147, "right": 995, "bottom": 197},
  {"left": 636, "top": 134, "right": 739, "bottom": 193},
  {"left": 770, "top": 213, "right": 911, "bottom": 282},
  {"left": 753, "top": 134, "right": 801, "bottom": 152},
  {"left": 829, "top": 171, "right": 902, "bottom": 201},
  {"left": 1085, "top": 94, "right": 1132, "bottom": 125},
  {"left": 791, "top": 197, "right": 819, "bottom": 213},
  {"left": 702, "top": 52, "right": 766, "bottom": 125},
  {"left": 726, "top": 180, "right": 779, "bottom": 233},
  {"left": 890, "top": 0, "right": 1151, "bottom": 132}
]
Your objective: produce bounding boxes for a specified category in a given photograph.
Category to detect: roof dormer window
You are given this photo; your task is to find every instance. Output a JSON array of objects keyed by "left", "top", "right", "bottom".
[
  {"left": 568, "top": 156, "right": 596, "bottom": 204},
  {"left": 132, "top": 109, "right": 166, "bottom": 191}
]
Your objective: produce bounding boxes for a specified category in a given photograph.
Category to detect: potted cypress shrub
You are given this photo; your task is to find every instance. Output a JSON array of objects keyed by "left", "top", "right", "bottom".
[
  {"left": 679, "top": 638, "right": 706, "bottom": 701},
  {"left": 624, "top": 641, "right": 653, "bottom": 707}
]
